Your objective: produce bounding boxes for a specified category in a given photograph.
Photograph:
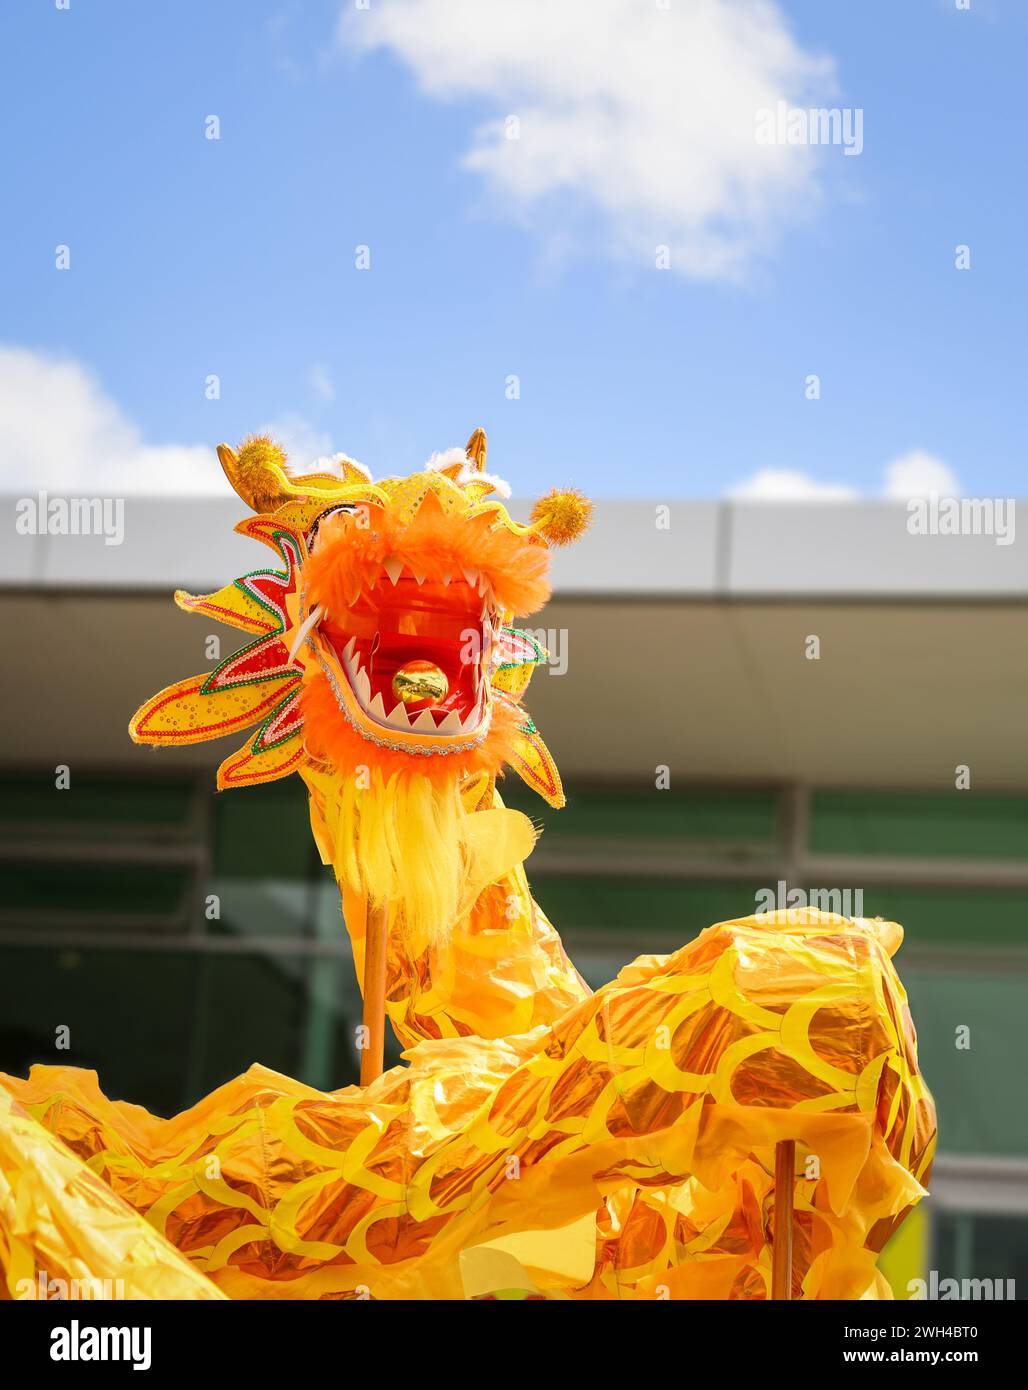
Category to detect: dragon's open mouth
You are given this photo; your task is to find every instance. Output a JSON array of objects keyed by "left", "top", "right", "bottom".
[{"left": 318, "top": 565, "right": 496, "bottom": 738}]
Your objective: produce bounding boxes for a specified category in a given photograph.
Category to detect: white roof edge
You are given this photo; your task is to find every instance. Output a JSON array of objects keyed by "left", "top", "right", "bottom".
[{"left": 3, "top": 495, "right": 1027, "bottom": 598}]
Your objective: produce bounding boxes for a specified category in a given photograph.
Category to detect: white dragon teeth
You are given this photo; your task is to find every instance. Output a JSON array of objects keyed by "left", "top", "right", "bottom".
[
  {"left": 461, "top": 693, "right": 485, "bottom": 732},
  {"left": 343, "top": 636, "right": 356, "bottom": 659},
  {"left": 373, "top": 558, "right": 489, "bottom": 598},
  {"left": 385, "top": 701, "right": 411, "bottom": 729},
  {"left": 346, "top": 674, "right": 487, "bottom": 735}
]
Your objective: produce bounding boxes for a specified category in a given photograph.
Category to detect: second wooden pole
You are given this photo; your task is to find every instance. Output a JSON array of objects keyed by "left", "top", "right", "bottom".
[
  {"left": 359, "top": 901, "right": 390, "bottom": 1087},
  {"left": 771, "top": 1138, "right": 796, "bottom": 1300}
]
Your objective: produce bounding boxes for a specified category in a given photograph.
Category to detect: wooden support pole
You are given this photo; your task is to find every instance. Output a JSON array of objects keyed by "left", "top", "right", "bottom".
[
  {"left": 359, "top": 901, "right": 389, "bottom": 1088},
  {"left": 771, "top": 1138, "right": 796, "bottom": 1300}
]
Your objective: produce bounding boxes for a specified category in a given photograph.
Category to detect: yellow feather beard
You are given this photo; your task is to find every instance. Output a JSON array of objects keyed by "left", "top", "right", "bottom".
[{"left": 301, "top": 763, "right": 480, "bottom": 948}]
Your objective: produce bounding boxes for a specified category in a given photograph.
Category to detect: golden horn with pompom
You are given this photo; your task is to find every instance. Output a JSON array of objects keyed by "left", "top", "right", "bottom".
[
  {"left": 217, "top": 435, "right": 297, "bottom": 514},
  {"left": 528, "top": 487, "right": 593, "bottom": 546}
]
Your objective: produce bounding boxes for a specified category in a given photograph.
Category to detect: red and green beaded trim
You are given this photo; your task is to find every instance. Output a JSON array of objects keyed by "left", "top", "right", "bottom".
[
  {"left": 200, "top": 532, "right": 303, "bottom": 697},
  {"left": 496, "top": 626, "right": 545, "bottom": 671},
  {"left": 250, "top": 687, "right": 304, "bottom": 754}
]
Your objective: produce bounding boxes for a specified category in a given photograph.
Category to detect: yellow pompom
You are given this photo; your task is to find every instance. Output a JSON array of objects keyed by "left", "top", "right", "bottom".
[
  {"left": 234, "top": 435, "right": 290, "bottom": 511},
  {"left": 529, "top": 488, "right": 593, "bottom": 546},
  {"left": 237, "top": 434, "right": 288, "bottom": 479}
]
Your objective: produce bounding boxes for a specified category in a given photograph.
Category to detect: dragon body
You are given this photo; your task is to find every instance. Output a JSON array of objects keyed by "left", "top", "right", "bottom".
[{"left": 0, "top": 432, "right": 935, "bottom": 1300}]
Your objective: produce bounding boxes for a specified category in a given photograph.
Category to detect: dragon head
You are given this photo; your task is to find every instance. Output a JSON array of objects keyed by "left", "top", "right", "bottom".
[{"left": 129, "top": 429, "right": 591, "bottom": 939}]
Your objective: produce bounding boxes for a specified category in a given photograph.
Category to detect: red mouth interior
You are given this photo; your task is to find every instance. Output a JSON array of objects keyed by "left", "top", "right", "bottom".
[{"left": 321, "top": 576, "right": 488, "bottom": 723}]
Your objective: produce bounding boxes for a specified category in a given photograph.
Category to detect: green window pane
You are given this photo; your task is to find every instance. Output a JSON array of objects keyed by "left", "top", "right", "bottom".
[
  {"left": 186, "top": 953, "right": 307, "bottom": 1102},
  {"left": 0, "top": 774, "right": 198, "bottom": 837},
  {"left": 849, "top": 886, "right": 1028, "bottom": 950},
  {"left": 213, "top": 778, "right": 316, "bottom": 879},
  {"left": 206, "top": 877, "right": 333, "bottom": 940},
  {"left": 933, "top": 1212, "right": 1028, "bottom": 1296},
  {"left": 536, "top": 876, "right": 770, "bottom": 937},
  {"left": 503, "top": 783, "right": 780, "bottom": 854},
  {"left": 2, "top": 863, "right": 191, "bottom": 926},
  {"left": 904, "top": 970, "right": 1028, "bottom": 1157},
  {"left": 810, "top": 791, "right": 1028, "bottom": 860},
  {"left": 0, "top": 947, "right": 196, "bottom": 1119}
]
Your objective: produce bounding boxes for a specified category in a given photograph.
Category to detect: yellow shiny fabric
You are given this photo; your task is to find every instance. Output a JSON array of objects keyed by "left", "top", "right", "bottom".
[
  {"left": 305, "top": 770, "right": 591, "bottom": 1048},
  {"left": 0, "top": 890, "right": 934, "bottom": 1300},
  {"left": 0, "top": 1090, "right": 223, "bottom": 1300}
]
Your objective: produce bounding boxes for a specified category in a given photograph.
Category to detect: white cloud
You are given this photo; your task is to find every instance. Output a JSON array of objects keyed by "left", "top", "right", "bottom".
[
  {"left": 0, "top": 345, "right": 220, "bottom": 495},
  {"left": 730, "top": 468, "right": 857, "bottom": 501},
  {"left": 338, "top": 0, "right": 838, "bottom": 280},
  {"left": 883, "top": 448, "right": 961, "bottom": 499},
  {"left": 730, "top": 450, "right": 962, "bottom": 502},
  {"left": 0, "top": 345, "right": 334, "bottom": 496},
  {"left": 309, "top": 363, "right": 335, "bottom": 402},
  {"left": 265, "top": 413, "right": 335, "bottom": 472}
]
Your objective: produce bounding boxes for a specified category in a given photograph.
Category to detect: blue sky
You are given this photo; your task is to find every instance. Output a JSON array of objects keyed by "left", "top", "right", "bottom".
[{"left": 1, "top": 0, "right": 1025, "bottom": 499}]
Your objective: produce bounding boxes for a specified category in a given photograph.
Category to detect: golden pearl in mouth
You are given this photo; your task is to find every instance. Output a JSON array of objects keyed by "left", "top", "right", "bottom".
[{"left": 391, "top": 660, "right": 449, "bottom": 705}]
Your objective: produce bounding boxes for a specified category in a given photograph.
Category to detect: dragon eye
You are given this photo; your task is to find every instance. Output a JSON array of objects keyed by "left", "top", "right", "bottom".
[{"left": 308, "top": 504, "right": 357, "bottom": 549}]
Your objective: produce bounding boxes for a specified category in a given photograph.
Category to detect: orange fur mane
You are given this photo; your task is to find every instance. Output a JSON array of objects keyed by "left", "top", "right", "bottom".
[{"left": 304, "top": 496, "right": 551, "bottom": 619}]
